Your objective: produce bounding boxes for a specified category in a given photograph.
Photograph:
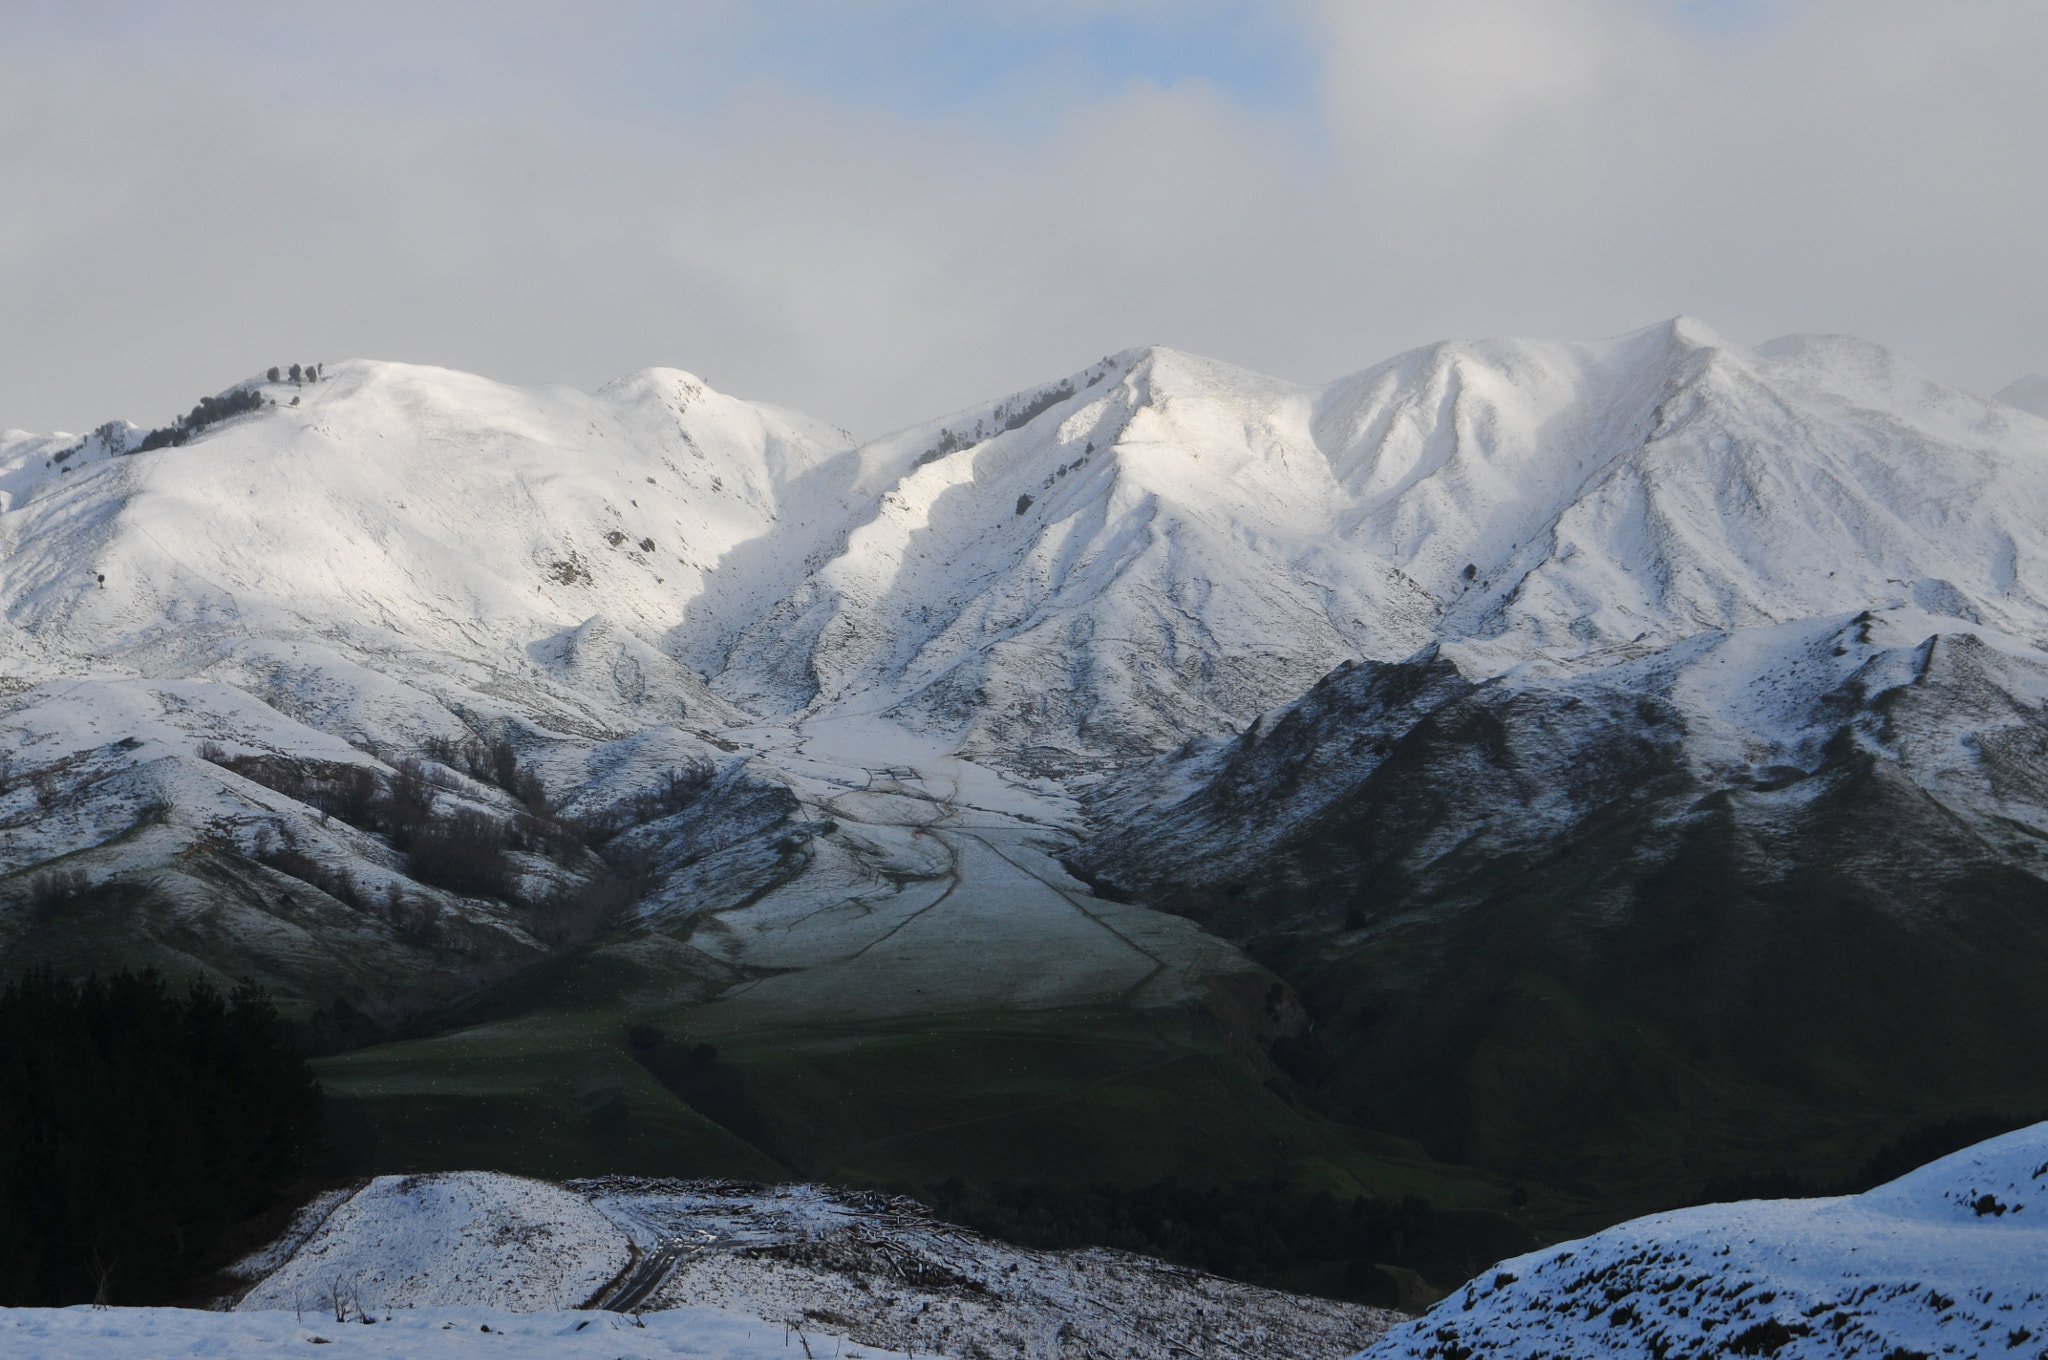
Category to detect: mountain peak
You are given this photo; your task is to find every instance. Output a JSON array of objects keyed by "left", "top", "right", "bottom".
[
  {"left": 1663, "top": 313, "right": 1724, "bottom": 346},
  {"left": 6, "top": 322, "right": 2045, "bottom": 764},
  {"left": 1996, "top": 372, "right": 2048, "bottom": 419}
]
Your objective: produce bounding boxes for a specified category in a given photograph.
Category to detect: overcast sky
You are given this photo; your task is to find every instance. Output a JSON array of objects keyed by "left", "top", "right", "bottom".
[{"left": 3, "top": 0, "right": 2045, "bottom": 438}]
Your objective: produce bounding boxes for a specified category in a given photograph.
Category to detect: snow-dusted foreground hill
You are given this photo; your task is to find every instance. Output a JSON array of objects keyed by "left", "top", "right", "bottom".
[
  {"left": 1362, "top": 1121, "right": 2048, "bottom": 1360},
  {"left": 215, "top": 1171, "right": 1396, "bottom": 1360}
]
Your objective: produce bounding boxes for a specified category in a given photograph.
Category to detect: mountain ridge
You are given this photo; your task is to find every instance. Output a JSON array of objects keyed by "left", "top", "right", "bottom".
[{"left": 5, "top": 319, "right": 2048, "bottom": 1234}]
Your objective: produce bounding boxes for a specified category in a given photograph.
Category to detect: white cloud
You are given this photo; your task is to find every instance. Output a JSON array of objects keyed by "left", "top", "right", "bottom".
[
  {"left": 1, "top": 2, "right": 2044, "bottom": 439},
  {"left": 1321, "top": 0, "right": 1638, "bottom": 157}
]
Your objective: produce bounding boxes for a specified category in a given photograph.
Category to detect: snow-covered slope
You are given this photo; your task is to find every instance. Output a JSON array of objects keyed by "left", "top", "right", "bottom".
[
  {"left": 704, "top": 320, "right": 2048, "bottom": 761},
  {"left": 237, "top": 1172, "right": 629, "bottom": 1312},
  {"left": 1083, "top": 605, "right": 2048, "bottom": 907},
  {"left": 0, "top": 360, "right": 850, "bottom": 681},
  {"left": 10, "top": 322, "right": 2048, "bottom": 768},
  {"left": 1363, "top": 1121, "right": 2048, "bottom": 1360},
  {"left": 228, "top": 1172, "right": 1396, "bottom": 1360},
  {"left": 0, "top": 361, "right": 864, "bottom": 1025}
]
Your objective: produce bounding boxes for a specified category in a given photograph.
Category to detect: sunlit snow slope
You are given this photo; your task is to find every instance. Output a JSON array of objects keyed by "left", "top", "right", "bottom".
[
  {"left": 707, "top": 319, "right": 2048, "bottom": 760},
  {"left": 0, "top": 362, "right": 868, "bottom": 1029},
  {"left": 8, "top": 321, "right": 2048, "bottom": 770},
  {"left": 0, "top": 359, "right": 850, "bottom": 711}
]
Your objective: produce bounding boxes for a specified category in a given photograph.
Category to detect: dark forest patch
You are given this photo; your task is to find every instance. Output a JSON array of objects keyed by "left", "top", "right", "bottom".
[{"left": 0, "top": 968, "right": 323, "bottom": 1305}]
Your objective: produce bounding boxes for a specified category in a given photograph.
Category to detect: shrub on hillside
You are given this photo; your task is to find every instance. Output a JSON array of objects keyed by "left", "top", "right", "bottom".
[
  {"left": 252, "top": 834, "right": 364, "bottom": 911},
  {"left": 134, "top": 386, "right": 266, "bottom": 452},
  {"left": 201, "top": 749, "right": 382, "bottom": 831},
  {"left": 404, "top": 806, "right": 513, "bottom": 899},
  {"left": 529, "top": 873, "right": 639, "bottom": 949},
  {"left": 381, "top": 757, "right": 440, "bottom": 843},
  {"left": 422, "top": 733, "right": 548, "bottom": 814},
  {"left": 26, "top": 868, "right": 90, "bottom": 916},
  {"left": 202, "top": 740, "right": 669, "bottom": 946}
]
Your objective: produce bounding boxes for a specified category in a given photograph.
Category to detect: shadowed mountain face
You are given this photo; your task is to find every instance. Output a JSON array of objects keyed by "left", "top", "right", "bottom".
[
  {"left": 1075, "top": 621, "right": 2048, "bottom": 1214},
  {"left": 4, "top": 321, "right": 2048, "bottom": 1231}
]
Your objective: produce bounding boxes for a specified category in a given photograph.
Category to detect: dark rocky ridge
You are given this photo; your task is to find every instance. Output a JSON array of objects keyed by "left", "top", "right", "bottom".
[{"left": 1075, "top": 622, "right": 2048, "bottom": 1222}]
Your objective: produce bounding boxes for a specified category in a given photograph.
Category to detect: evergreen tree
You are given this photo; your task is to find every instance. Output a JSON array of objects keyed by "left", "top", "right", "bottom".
[{"left": 0, "top": 968, "right": 322, "bottom": 1305}]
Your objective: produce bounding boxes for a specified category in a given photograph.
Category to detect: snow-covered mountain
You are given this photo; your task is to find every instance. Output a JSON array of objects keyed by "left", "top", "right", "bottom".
[
  {"left": 5, "top": 320, "right": 2048, "bottom": 1230},
  {"left": 702, "top": 319, "right": 2048, "bottom": 761},
  {"left": 0, "top": 359, "right": 850, "bottom": 714},
  {"left": 0, "top": 362, "right": 863, "bottom": 1025},
  {"left": 8, "top": 319, "right": 2048, "bottom": 769},
  {"left": 1072, "top": 607, "right": 2048, "bottom": 1204}
]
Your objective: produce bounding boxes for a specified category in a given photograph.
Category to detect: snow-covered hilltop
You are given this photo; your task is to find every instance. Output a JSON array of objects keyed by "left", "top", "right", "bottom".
[
  {"left": 11, "top": 1123, "right": 2045, "bottom": 1358},
  {"left": 1363, "top": 1121, "right": 2048, "bottom": 1360},
  {"left": 0, "top": 359, "right": 849, "bottom": 707}
]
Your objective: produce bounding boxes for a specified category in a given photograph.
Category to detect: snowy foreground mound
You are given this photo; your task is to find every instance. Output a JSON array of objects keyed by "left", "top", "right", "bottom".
[
  {"left": 1362, "top": 1122, "right": 2048, "bottom": 1360},
  {"left": 3, "top": 1304, "right": 849, "bottom": 1360},
  {"left": 223, "top": 1172, "right": 1395, "bottom": 1360}
]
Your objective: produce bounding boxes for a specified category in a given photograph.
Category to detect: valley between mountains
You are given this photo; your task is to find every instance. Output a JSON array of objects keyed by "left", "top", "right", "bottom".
[{"left": 6, "top": 317, "right": 2048, "bottom": 1257}]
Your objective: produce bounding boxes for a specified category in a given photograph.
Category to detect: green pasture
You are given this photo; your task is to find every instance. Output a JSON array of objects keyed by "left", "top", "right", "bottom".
[{"left": 314, "top": 988, "right": 1521, "bottom": 1216}]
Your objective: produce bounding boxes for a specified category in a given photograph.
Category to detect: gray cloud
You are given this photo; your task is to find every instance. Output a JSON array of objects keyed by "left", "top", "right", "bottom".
[{"left": 2, "top": 1, "right": 2044, "bottom": 439}]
